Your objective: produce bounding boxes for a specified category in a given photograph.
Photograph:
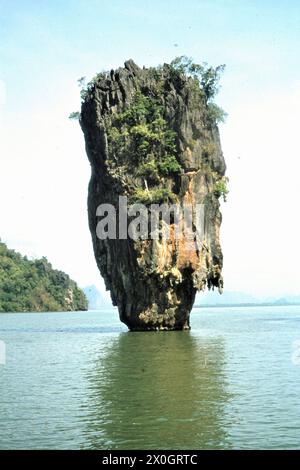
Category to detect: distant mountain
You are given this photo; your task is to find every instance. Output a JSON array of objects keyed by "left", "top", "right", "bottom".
[
  {"left": 195, "top": 290, "right": 258, "bottom": 306},
  {"left": 0, "top": 240, "right": 88, "bottom": 312},
  {"left": 275, "top": 295, "right": 300, "bottom": 305},
  {"left": 195, "top": 290, "right": 300, "bottom": 307},
  {"left": 83, "top": 285, "right": 112, "bottom": 310}
]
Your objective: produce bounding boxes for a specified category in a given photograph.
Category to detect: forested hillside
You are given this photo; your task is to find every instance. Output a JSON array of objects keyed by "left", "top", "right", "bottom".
[{"left": 0, "top": 240, "right": 88, "bottom": 312}]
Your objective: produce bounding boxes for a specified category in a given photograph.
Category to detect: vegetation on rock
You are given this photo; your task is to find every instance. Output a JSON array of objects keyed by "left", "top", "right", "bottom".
[
  {"left": 102, "top": 89, "right": 183, "bottom": 204},
  {"left": 105, "top": 90, "right": 182, "bottom": 183},
  {"left": 68, "top": 111, "right": 80, "bottom": 121},
  {"left": 214, "top": 177, "right": 229, "bottom": 202},
  {"left": 0, "top": 240, "right": 88, "bottom": 312},
  {"left": 71, "top": 57, "right": 229, "bottom": 207},
  {"left": 169, "top": 56, "right": 227, "bottom": 124},
  {"left": 72, "top": 58, "right": 229, "bottom": 206},
  {"left": 132, "top": 187, "right": 175, "bottom": 204}
]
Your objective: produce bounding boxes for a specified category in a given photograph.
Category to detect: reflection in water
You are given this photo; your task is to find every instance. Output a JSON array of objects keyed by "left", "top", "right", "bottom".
[{"left": 83, "top": 331, "right": 231, "bottom": 450}]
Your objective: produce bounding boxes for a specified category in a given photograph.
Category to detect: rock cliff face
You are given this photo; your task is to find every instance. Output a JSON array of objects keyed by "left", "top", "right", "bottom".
[{"left": 80, "top": 59, "right": 226, "bottom": 330}]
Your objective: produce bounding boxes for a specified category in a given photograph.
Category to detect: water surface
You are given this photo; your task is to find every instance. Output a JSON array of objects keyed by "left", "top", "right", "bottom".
[{"left": 1, "top": 306, "right": 300, "bottom": 449}]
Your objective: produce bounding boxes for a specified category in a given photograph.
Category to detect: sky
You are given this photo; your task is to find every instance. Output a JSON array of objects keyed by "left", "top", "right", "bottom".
[{"left": 1, "top": 0, "right": 300, "bottom": 297}]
